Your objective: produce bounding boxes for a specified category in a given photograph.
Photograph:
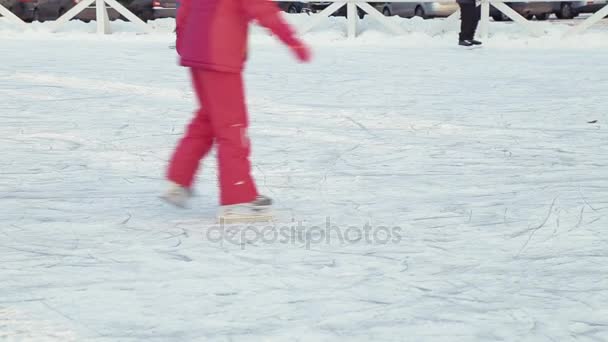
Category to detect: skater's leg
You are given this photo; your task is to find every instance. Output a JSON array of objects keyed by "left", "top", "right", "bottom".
[
  {"left": 167, "top": 68, "right": 215, "bottom": 188},
  {"left": 198, "top": 70, "right": 258, "bottom": 205},
  {"left": 458, "top": 3, "right": 466, "bottom": 41},
  {"left": 470, "top": 5, "right": 481, "bottom": 40},
  {"left": 459, "top": 3, "right": 475, "bottom": 41}
]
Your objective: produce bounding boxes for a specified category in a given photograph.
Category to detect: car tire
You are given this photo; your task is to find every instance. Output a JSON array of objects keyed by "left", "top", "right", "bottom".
[
  {"left": 535, "top": 13, "right": 549, "bottom": 20},
  {"left": 559, "top": 3, "right": 574, "bottom": 19},
  {"left": 492, "top": 12, "right": 510, "bottom": 21},
  {"left": 139, "top": 8, "right": 153, "bottom": 22},
  {"left": 287, "top": 4, "right": 301, "bottom": 14},
  {"left": 414, "top": 6, "right": 426, "bottom": 19},
  {"left": 382, "top": 7, "right": 391, "bottom": 16},
  {"left": 32, "top": 8, "right": 41, "bottom": 22},
  {"left": 57, "top": 7, "right": 65, "bottom": 19}
]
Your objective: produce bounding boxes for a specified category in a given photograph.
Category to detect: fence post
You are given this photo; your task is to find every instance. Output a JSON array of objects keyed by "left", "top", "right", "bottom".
[
  {"left": 96, "top": 0, "right": 111, "bottom": 34},
  {"left": 479, "top": 0, "right": 490, "bottom": 40},
  {"left": 347, "top": 2, "right": 357, "bottom": 39}
]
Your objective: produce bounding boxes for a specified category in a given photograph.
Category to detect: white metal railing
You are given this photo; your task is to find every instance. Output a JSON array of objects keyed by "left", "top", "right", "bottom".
[
  {"left": 0, "top": 0, "right": 606, "bottom": 37},
  {"left": 298, "top": 0, "right": 608, "bottom": 39},
  {"left": 0, "top": 0, "right": 151, "bottom": 33},
  {"left": 50, "top": 0, "right": 152, "bottom": 34},
  {"left": 0, "top": 2, "right": 27, "bottom": 27}
]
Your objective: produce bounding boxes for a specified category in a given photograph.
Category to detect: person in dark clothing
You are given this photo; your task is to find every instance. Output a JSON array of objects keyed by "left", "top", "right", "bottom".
[{"left": 457, "top": 0, "right": 482, "bottom": 46}]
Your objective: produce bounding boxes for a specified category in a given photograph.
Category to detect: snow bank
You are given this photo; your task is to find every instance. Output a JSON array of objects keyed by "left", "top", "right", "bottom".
[{"left": 1, "top": 14, "right": 608, "bottom": 49}]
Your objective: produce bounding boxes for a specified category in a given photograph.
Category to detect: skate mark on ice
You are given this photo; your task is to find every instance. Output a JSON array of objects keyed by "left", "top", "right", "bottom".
[{"left": 512, "top": 196, "right": 559, "bottom": 256}]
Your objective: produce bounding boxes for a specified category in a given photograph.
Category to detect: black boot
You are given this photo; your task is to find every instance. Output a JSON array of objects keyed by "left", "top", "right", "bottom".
[{"left": 459, "top": 39, "right": 474, "bottom": 47}]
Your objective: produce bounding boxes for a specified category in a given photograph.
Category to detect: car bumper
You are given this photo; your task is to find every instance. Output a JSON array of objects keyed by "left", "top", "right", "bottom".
[
  {"left": 153, "top": 7, "right": 176, "bottom": 19},
  {"left": 574, "top": 1, "right": 607, "bottom": 13},
  {"left": 10, "top": 2, "right": 36, "bottom": 21},
  {"left": 509, "top": 2, "right": 555, "bottom": 14},
  {"left": 22, "top": 3, "right": 36, "bottom": 21},
  {"left": 427, "top": 2, "right": 459, "bottom": 17}
]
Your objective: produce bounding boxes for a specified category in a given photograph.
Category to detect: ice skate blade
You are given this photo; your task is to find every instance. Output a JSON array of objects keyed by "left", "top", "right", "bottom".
[
  {"left": 217, "top": 213, "right": 273, "bottom": 224},
  {"left": 459, "top": 45, "right": 482, "bottom": 50},
  {"left": 159, "top": 195, "right": 188, "bottom": 209}
]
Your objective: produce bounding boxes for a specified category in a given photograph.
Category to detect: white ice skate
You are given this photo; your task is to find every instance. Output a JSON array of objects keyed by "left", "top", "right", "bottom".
[
  {"left": 160, "top": 182, "right": 192, "bottom": 208},
  {"left": 217, "top": 195, "right": 273, "bottom": 223}
]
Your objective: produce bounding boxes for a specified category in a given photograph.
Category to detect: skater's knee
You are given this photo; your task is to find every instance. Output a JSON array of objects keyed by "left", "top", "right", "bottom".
[
  {"left": 186, "top": 119, "right": 214, "bottom": 137},
  {"left": 215, "top": 124, "right": 249, "bottom": 149}
]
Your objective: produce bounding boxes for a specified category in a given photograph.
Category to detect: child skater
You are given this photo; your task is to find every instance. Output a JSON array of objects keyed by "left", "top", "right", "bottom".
[{"left": 163, "top": 0, "right": 311, "bottom": 221}]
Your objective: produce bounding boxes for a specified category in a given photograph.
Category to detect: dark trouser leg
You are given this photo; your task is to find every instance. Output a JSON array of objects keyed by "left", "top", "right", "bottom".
[{"left": 459, "top": 3, "right": 480, "bottom": 41}]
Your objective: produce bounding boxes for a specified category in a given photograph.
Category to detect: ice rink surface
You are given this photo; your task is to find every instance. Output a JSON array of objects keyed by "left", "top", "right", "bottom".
[{"left": 1, "top": 15, "right": 607, "bottom": 341}]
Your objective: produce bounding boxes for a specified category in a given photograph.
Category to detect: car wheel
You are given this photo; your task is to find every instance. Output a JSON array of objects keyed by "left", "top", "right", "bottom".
[
  {"left": 414, "top": 6, "right": 426, "bottom": 19},
  {"left": 57, "top": 7, "right": 65, "bottom": 19},
  {"left": 357, "top": 7, "right": 365, "bottom": 19},
  {"left": 525, "top": 13, "right": 534, "bottom": 20},
  {"left": 493, "top": 12, "right": 510, "bottom": 21},
  {"left": 139, "top": 8, "right": 153, "bottom": 22},
  {"left": 32, "top": 8, "right": 41, "bottom": 22},
  {"left": 559, "top": 3, "right": 574, "bottom": 19},
  {"left": 492, "top": 13, "right": 504, "bottom": 21},
  {"left": 287, "top": 4, "right": 300, "bottom": 14},
  {"left": 535, "top": 13, "right": 549, "bottom": 20},
  {"left": 382, "top": 7, "right": 391, "bottom": 16}
]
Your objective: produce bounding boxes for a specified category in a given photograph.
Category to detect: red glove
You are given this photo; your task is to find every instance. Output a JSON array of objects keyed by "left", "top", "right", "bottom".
[{"left": 290, "top": 42, "right": 312, "bottom": 63}]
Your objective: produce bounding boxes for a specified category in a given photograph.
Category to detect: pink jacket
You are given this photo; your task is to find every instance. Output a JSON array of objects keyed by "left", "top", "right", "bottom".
[{"left": 176, "top": 0, "right": 300, "bottom": 72}]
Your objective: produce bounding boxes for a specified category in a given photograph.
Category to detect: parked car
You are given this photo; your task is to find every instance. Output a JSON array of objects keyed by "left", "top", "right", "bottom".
[
  {"left": 277, "top": 1, "right": 308, "bottom": 13},
  {"left": 554, "top": 0, "right": 607, "bottom": 19},
  {"left": 0, "top": 0, "right": 35, "bottom": 21},
  {"left": 573, "top": 0, "right": 607, "bottom": 14},
  {"left": 27, "top": 0, "right": 175, "bottom": 22},
  {"left": 489, "top": 0, "right": 606, "bottom": 21},
  {"left": 73, "top": 0, "right": 174, "bottom": 23},
  {"left": 376, "top": 1, "right": 459, "bottom": 19},
  {"left": 491, "top": 2, "right": 555, "bottom": 21},
  {"left": 32, "top": 0, "right": 75, "bottom": 21},
  {"left": 119, "top": 0, "right": 176, "bottom": 21},
  {"left": 2, "top": 0, "right": 104, "bottom": 22},
  {"left": 278, "top": 1, "right": 366, "bottom": 18},
  {"left": 74, "top": 1, "right": 121, "bottom": 22}
]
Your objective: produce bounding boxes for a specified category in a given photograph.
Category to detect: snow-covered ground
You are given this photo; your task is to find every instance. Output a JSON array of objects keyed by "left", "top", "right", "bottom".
[{"left": 1, "top": 15, "right": 608, "bottom": 341}]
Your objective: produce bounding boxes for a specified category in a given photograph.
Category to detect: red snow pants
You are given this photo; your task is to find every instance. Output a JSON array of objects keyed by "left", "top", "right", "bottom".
[{"left": 167, "top": 68, "right": 258, "bottom": 205}]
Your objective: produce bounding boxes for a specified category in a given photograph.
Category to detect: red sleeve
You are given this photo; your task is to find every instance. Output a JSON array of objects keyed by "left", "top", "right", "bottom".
[{"left": 241, "top": 0, "right": 300, "bottom": 47}]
